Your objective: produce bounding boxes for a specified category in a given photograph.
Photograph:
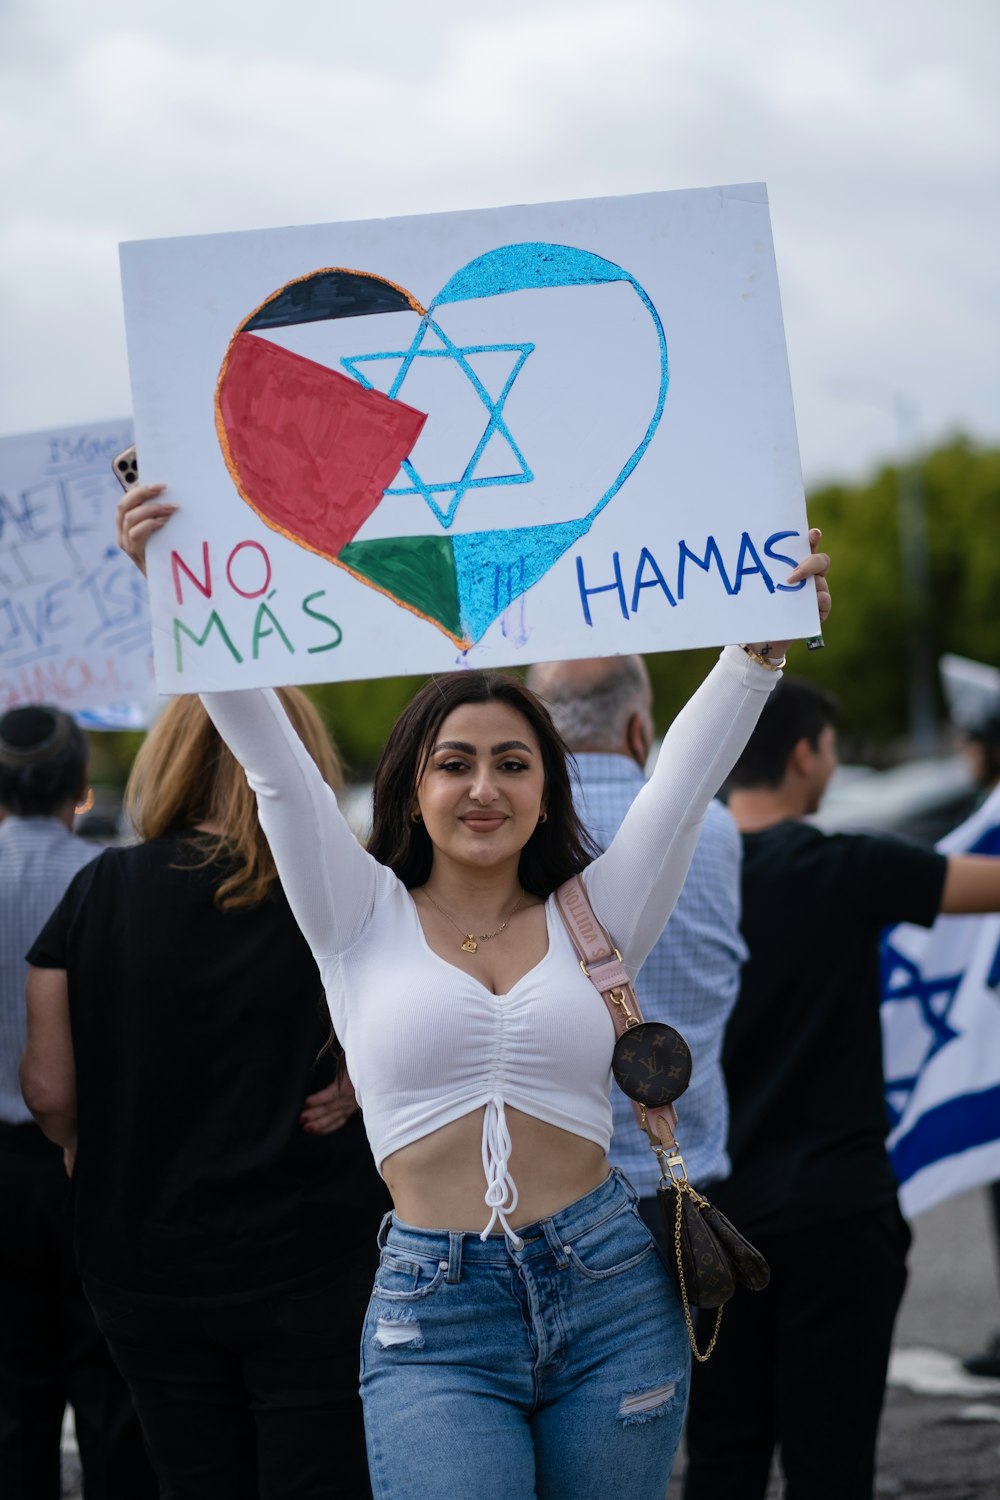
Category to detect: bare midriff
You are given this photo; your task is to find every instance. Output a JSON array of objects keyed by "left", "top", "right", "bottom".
[{"left": 382, "top": 1106, "right": 610, "bottom": 1233}]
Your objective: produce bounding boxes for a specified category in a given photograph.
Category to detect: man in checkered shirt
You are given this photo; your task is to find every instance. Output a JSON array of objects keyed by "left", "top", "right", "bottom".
[{"left": 527, "top": 655, "right": 747, "bottom": 1241}]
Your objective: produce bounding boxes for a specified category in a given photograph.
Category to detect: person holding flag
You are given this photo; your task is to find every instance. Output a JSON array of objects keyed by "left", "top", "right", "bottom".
[
  {"left": 882, "top": 653, "right": 1000, "bottom": 1382},
  {"left": 685, "top": 676, "right": 1000, "bottom": 1500}
]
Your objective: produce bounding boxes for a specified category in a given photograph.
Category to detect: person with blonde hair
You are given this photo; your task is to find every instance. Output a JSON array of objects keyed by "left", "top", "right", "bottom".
[{"left": 21, "top": 691, "right": 389, "bottom": 1500}]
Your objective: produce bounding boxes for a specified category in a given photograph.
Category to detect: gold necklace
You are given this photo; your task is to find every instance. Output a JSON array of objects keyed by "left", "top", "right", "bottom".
[{"left": 420, "top": 888, "right": 525, "bottom": 954}]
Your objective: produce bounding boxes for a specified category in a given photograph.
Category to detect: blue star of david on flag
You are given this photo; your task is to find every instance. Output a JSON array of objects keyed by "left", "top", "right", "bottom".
[
  {"left": 342, "top": 317, "right": 535, "bottom": 528},
  {"left": 879, "top": 941, "right": 962, "bottom": 1128},
  {"left": 879, "top": 785, "right": 1000, "bottom": 1217}
]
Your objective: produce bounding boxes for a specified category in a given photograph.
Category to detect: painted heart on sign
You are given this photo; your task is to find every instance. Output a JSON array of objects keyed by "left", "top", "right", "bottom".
[{"left": 215, "top": 246, "right": 668, "bottom": 649}]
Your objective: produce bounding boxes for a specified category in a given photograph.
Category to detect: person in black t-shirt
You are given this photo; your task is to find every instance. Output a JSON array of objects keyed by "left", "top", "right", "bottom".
[
  {"left": 1, "top": 706, "right": 155, "bottom": 1500},
  {"left": 21, "top": 692, "right": 390, "bottom": 1500},
  {"left": 683, "top": 678, "right": 1000, "bottom": 1500}
]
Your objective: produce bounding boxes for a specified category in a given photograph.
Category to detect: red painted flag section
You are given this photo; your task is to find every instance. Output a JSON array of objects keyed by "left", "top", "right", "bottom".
[{"left": 216, "top": 332, "right": 427, "bottom": 559}]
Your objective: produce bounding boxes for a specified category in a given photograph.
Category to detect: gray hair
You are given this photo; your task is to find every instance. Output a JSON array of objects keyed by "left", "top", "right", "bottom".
[{"left": 527, "top": 657, "right": 649, "bottom": 752}]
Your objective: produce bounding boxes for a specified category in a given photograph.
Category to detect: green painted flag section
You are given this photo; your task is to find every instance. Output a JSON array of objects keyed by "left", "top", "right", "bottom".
[{"left": 338, "top": 535, "right": 464, "bottom": 642}]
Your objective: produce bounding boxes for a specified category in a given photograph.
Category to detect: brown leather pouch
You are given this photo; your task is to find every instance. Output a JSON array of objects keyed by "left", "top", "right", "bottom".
[{"left": 556, "top": 873, "right": 770, "bottom": 1362}]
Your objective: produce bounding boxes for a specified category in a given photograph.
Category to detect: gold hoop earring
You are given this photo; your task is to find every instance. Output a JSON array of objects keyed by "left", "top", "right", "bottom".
[
  {"left": 537, "top": 810, "right": 548, "bottom": 824},
  {"left": 75, "top": 788, "right": 95, "bottom": 817},
  {"left": 410, "top": 809, "right": 423, "bottom": 824}
]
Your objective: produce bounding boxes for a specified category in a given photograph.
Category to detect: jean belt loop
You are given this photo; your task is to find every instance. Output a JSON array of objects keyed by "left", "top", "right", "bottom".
[
  {"left": 540, "top": 1216, "right": 570, "bottom": 1269},
  {"left": 446, "top": 1231, "right": 464, "bottom": 1284},
  {"left": 376, "top": 1211, "right": 394, "bottom": 1251},
  {"left": 612, "top": 1165, "right": 637, "bottom": 1205}
]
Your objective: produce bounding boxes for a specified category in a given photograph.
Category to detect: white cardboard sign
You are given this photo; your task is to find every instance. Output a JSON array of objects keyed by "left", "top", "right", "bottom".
[
  {"left": 0, "top": 418, "right": 154, "bottom": 720},
  {"left": 120, "top": 184, "right": 818, "bottom": 691}
]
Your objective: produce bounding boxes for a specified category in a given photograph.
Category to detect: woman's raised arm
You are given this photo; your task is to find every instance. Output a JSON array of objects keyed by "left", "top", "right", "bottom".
[
  {"left": 202, "top": 685, "right": 389, "bottom": 957},
  {"left": 118, "top": 484, "right": 391, "bottom": 958},
  {"left": 585, "top": 530, "right": 830, "bottom": 970},
  {"left": 584, "top": 645, "right": 778, "bottom": 969}
]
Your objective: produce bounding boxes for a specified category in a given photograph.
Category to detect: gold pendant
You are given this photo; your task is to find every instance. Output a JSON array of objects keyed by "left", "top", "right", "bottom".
[{"left": 461, "top": 935, "right": 479, "bottom": 954}]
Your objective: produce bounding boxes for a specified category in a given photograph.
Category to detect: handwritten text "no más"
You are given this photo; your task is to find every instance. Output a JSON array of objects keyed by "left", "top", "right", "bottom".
[{"left": 170, "top": 541, "right": 343, "bottom": 670}]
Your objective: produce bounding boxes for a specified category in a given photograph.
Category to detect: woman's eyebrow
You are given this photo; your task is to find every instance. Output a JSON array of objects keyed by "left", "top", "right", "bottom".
[{"left": 429, "top": 739, "right": 534, "bottom": 756}]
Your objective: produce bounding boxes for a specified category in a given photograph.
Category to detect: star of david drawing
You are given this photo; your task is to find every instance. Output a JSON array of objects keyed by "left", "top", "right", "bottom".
[
  {"left": 880, "top": 939, "right": 963, "bottom": 1127},
  {"left": 341, "top": 317, "right": 534, "bottom": 528},
  {"left": 215, "top": 247, "right": 668, "bottom": 649}
]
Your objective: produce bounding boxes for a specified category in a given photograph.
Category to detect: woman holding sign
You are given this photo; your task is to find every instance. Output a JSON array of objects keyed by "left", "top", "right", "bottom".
[{"left": 115, "top": 482, "right": 830, "bottom": 1500}]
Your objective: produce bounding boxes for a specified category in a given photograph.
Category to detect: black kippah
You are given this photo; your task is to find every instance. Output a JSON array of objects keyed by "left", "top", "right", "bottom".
[{"left": 0, "top": 706, "right": 73, "bottom": 767}]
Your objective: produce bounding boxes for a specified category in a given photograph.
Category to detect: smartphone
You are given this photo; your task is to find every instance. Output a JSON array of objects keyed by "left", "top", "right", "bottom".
[{"left": 112, "top": 445, "right": 139, "bottom": 490}]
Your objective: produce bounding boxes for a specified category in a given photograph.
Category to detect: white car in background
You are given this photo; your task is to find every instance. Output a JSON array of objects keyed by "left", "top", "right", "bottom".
[{"left": 810, "top": 755, "right": 976, "bottom": 845}]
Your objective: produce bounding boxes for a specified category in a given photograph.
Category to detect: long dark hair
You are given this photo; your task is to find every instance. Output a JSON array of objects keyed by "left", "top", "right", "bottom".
[{"left": 368, "top": 670, "right": 598, "bottom": 897}]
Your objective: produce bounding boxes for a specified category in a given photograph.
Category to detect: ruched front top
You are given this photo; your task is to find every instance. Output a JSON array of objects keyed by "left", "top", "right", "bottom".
[{"left": 203, "top": 645, "right": 779, "bottom": 1244}]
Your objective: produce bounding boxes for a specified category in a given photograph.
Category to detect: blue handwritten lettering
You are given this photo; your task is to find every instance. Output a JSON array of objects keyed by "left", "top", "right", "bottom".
[
  {"left": 576, "top": 552, "right": 628, "bottom": 627},
  {"left": 764, "top": 531, "right": 807, "bottom": 592},
  {"left": 677, "top": 537, "right": 735, "bottom": 598},
  {"left": 45, "top": 433, "right": 131, "bottom": 469},
  {"left": 575, "top": 529, "right": 808, "bottom": 627},
  {"left": 630, "top": 547, "right": 676, "bottom": 612},
  {"left": 734, "top": 532, "right": 775, "bottom": 593}
]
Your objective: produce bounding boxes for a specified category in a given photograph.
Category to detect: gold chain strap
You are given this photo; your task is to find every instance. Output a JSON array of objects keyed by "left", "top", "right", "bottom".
[
  {"left": 651, "top": 1135, "right": 725, "bottom": 1362},
  {"left": 671, "top": 1184, "right": 724, "bottom": 1363},
  {"left": 560, "top": 879, "right": 727, "bottom": 1361}
]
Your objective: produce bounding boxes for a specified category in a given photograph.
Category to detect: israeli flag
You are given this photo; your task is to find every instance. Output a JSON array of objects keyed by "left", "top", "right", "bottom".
[{"left": 881, "top": 783, "right": 1000, "bottom": 1217}]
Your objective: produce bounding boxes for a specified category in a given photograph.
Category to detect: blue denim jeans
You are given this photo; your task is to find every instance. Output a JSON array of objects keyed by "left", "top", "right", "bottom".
[{"left": 360, "top": 1168, "right": 690, "bottom": 1499}]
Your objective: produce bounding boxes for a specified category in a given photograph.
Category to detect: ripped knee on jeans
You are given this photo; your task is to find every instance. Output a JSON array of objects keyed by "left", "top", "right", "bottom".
[
  {"left": 372, "top": 1308, "right": 425, "bottom": 1351},
  {"left": 617, "top": 1380, "right": 678, "bottom": 1426}
]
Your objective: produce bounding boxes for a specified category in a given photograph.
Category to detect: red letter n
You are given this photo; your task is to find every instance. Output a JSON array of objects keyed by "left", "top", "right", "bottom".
[{"left": 171, "top": 543, "right": 212, "bottom": 606}]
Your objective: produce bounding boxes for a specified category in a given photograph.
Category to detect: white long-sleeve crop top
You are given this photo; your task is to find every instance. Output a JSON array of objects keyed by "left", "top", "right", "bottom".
[{"left": 203, "top": 645, "right": 779, "bottom": 1244}]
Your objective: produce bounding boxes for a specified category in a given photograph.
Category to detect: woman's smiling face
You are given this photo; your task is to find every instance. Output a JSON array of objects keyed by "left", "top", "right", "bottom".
[{"left": 415, "top": 700, "right": 547, "bottom": 874}]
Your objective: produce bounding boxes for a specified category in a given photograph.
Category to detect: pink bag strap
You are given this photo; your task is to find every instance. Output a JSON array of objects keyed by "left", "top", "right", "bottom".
[{"left": 555, "top": 874, "right": 678, "bottom": 1153}]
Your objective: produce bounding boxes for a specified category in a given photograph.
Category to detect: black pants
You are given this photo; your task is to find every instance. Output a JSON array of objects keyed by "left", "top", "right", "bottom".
[
  {"left": 0, "top": 1121, "right": 156, "bottom": 1500},
  {"left": 85, "top": 1239, "right": 379, "bottom": 1500},
  {"left": 683, "top": 1203, "right": 911, "bottom": 1500}
]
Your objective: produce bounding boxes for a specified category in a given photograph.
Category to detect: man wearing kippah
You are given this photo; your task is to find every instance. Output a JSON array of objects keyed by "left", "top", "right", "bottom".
[{"left": 0, "top": 706, "right": 154, "bottom": 1499}]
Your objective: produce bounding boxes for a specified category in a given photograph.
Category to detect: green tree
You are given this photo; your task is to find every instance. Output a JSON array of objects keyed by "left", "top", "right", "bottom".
[{"left": 805, "top": 436, "right": 1000, "bottom": 757}]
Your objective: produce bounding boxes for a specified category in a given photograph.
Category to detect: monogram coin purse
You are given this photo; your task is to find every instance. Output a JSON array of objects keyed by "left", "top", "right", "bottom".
[{"left": 611, "top": 1022, "right": 692, "bottom": 1107}]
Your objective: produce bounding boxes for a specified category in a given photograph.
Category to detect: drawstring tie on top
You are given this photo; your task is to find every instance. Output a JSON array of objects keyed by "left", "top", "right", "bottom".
[{"left": 480, "top": 1095, "right": 523, "bottom": 1251}]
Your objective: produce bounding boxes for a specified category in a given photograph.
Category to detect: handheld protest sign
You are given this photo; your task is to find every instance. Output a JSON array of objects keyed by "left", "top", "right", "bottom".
[
  {"left": 0, "top": 419, "right": 154, "bottom": 722},
  {"left": 119, "top": 184, "right": 818, "bottom": 692}
]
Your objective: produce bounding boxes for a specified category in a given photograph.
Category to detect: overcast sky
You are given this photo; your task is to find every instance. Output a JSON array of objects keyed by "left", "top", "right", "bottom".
[{"left": 1, "top": 0, "right": 996, "bottom": 485}]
